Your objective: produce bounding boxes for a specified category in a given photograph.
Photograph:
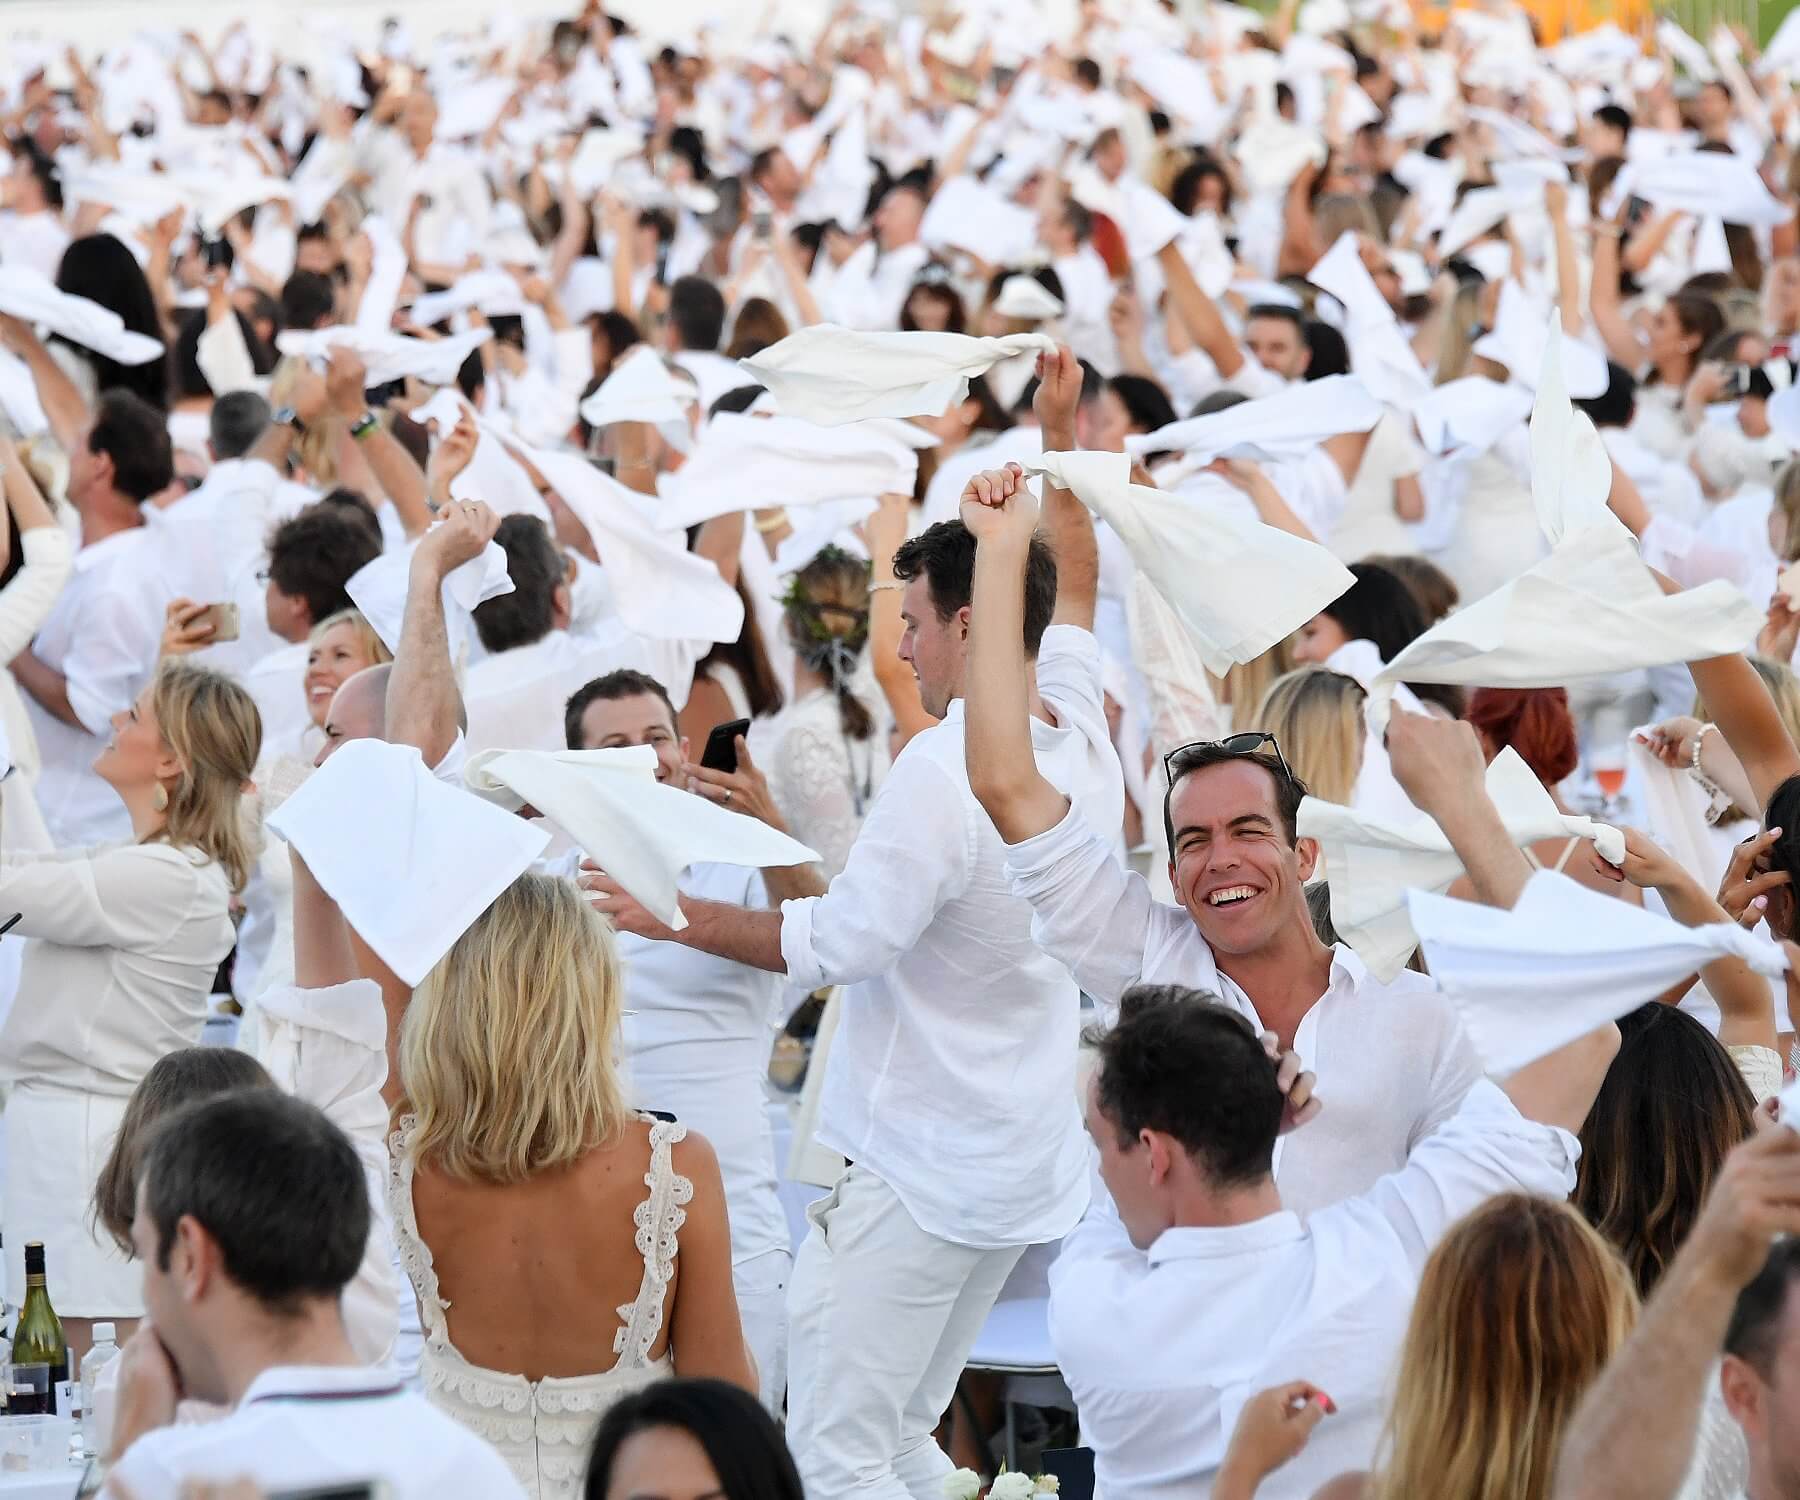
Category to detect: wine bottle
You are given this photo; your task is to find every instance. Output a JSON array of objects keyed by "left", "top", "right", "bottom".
[{"left": 12, "top": 1241, "right": 66, "bottom": 1415}]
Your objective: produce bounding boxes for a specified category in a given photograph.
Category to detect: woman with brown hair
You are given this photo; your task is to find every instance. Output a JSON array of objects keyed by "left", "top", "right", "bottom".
[{"left": 0, "top": 660, "right": 259, "bottom": 1355}]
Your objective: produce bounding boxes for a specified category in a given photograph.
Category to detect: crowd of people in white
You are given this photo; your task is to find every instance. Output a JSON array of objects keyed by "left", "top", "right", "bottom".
[{"left": 1, "top": 1, "right": 1800, "bottom": 1498}]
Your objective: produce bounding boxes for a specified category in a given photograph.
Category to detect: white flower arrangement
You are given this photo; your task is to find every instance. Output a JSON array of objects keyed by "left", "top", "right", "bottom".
[{"left": 942, "top": 1467, "right": 1059, "bottom": 1500}]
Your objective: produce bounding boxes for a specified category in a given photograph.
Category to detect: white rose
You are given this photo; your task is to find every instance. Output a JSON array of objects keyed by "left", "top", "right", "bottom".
[
  {"left": 942, "top": 1469, "right": 982, "bottom": 1500},
  {"left": 989, "top": 1473, "right": 1037, "bottom": 1500},
  {"left": 1035, "top": 1479, "right": 1060, "bottom": 1497}
]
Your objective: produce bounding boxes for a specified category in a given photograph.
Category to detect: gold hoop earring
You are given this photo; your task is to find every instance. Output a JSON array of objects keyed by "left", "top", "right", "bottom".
[{"left": 151, "top": 784, "right": 169, "bottom": 814}]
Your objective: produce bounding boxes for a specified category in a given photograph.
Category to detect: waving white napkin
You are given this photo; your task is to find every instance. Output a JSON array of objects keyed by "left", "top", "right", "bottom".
[
  {"left": 1299, "top": 748, "right": 1626, "bottom": 980},
  {"left": 744, "top": 326, "right": 1057, "bottom": 426},
  {"left": 1409, "top": 871, "right": 1788, "bottom": 1076},
  {"left": 511, "top": 440, "right": 743, "bottom": 645},
  {"left": 654, "top": 413, "right": 921, "bottom": 531},
  {"left": 409, "top": 269, "right": 526, "bottom": 327},
  {"left": 1412, "top": 377, "right": 1535, "bottom": 457},
  {"left": 1529, "top": 315, "right": 1622, "bottom": 547},
  {"left": 919, "top": 178, "right": 1038, "bottom": 266},
  {"left": 995, "top": 276, "right": 1065, "bottom": 321},
  {"left": 1025, "top": 450, "right": 1353, "bottom": 676},
  {"left": 1613, "top": 151, "right": 1793, "bottom": 229},
  {"left": 1306, "top": 235, "right": 1433, "bottom": 408},
  {"left": 576, "top": 345, "right": 699, "bottom": 452},
  {"left": 408, "top": 388, "right": 551, "bottom": 523},
  {"left": 275, "top": 326, "right": 492, "bottom": 388},
  {"left": 0, "top": 267, "right": 163, "bottom": 365},
  {"left": 345, "top": 530, "right": 515, "bottom": 657},
  {"left": 1472, "top": 281, "right": 1609, "bottom": 397},
  {"left": 266, "top": 739, "right": 549, "bottom": 986},
  {"left": 1127, "top": 375, "right": 1384, "bottom": 466},
  {"left": 462, "top": 745, "right": 819, "bottom": 931}
]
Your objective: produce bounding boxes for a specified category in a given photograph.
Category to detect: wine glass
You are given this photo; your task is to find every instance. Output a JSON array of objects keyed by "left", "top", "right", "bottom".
[{"left": 1591, "top": 744, "right": 1628, "bottom": 823}]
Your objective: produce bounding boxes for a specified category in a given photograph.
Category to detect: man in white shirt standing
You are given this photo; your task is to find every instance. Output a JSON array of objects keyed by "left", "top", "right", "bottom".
[
  {"left": 16, "top": 391, "right": 172, "bottom": 848},
  {"left": 665, "top": 276, "right": 750, "bottom": 414},
  {"left": 821, "top": 182, "right": 931, "bottom": 332},
  {"left": 960, "top": 462, "right": 1480, "bottom": 1216},
  {"left": 566, "top": 667, "right": 824, "bottom": 1413},
  {"left": 586, "top": 351, "right": 1122, "bottom": 1500},
  {"left": 104, "top": 1090, "right": 523, "bottom": 1499}
]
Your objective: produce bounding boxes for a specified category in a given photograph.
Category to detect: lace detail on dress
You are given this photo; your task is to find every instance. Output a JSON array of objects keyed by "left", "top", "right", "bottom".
[
  {"left": 614, "top": 1119, "right": 692, "bottom": 1361},
  {"left": 388, "top": 1113, "right": 689, "bottom": 1500},
  {"left": 765, "top": 692, "right": 885, "bottom": 883}
]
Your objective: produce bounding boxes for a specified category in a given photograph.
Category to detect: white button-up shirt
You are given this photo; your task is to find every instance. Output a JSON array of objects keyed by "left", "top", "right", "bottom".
[
  {"left": 1005, "top": 808, "right": 1481, "bottom": 1214},
  {"left": 26, "top": 526, "right": 161, "bottom": 848},
  {"left": 108, "top": 1363, "right": 526, "bottom": 1499},
  {"left": 779, "top": 626, "right": 1123, "bottom": 1247},
  {"left": 1051, "top": 1082, "right": 1580, "bottom": 1500}
]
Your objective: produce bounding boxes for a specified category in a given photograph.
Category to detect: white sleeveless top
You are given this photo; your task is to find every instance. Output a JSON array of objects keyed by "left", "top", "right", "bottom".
[{"left": 388, "top": 1114, "right": 693, "bottom": 1500}]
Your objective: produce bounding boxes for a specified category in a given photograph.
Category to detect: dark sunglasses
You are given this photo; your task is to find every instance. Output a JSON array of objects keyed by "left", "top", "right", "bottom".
[{"left": 1163, "top": 731, "right": 1293, "bottom": 783}]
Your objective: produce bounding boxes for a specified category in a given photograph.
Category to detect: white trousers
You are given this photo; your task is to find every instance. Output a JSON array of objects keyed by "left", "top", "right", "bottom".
[
  {"left": 786, "top": 1165, "right": 1025, "bottom": 1500},
  {"left": 735, "top": 1245, "right": 792, "bottom": 1415}
]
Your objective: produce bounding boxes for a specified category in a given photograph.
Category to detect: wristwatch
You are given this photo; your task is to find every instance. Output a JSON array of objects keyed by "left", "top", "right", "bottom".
[
  {"left": 349, "top": 409, "right": 381, "bottom": 441},
  {"left": 270, "top": 405, "right": 306, "bottom": 435}
]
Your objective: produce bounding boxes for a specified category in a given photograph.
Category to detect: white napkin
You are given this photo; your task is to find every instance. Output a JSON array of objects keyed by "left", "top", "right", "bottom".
[
  {"left": 1126, "top": 375, "right": 1384, "bottom": 466},
  {"left": 1369, "top": 524, "right": 1762, "bottom": 728},
  {"left": 1409, "top": 871, "right": 1788, "bottom": 1076},
  {"left": 512, "top": 440, "right": 743, "bottom": 645},
  {"left": 995, "top": 276, "right": 1064, "bottom": 321},
  {"left": 1613, "top": 152, "right": 1794, "bottom": 229},
  {"left": 266, "top": 739, "right": 549, "bottom": 987},
  {"left": 462, "top": 745, "right": 820, "bottom": 932},
  {"left": 1299, "top": 748, "right": 1627, "bottom": 981},
  {"left": 1657, "top": 19, "right": 1719, "bottom": 80},
  {"left": 918, "top": 176, "right": 1039, "bottom": 265},
  {"left": 1471, "top": 280, "right": 1609, "bottom": 397},
  {"left": 655, "top": 413, "right": 921, "bottom": 531},
  {"left": 576, "top": 344, "right": 699, "bottom": 449},
  {"left": 1306, "top": 234, "right": 1433, "bottom": 408},
  {"left": 408, "top": 389, "right": 551, "bottom": 522},
  {"left": 409, "top": 269, "right": 526, "bottom": 327},
  {"left": 1025, "top": 450, "right": 1354, "bottom": 676},
  {"left": 744, "top": 326, "right": 1057, "bottom": 426},
  {"left": 1529, "top": 313, "right": 1623, "bottom": 547},
  {"left": 0, "top": 351, "right": 48, "bottom": 438},
  {"left": 345, "top": 531, "right": 514, "bottom": 656},
  {"left": 0, "top": 267, "right": 163, "bottom": 365},
  {"left": 276, "top": 326, "right": 491, "bottom": 388},
  {"left": 353, "top": 215, "right": 409, "bottom": 339},
  {"left": 1412, "top": 377, "right": 1535, "bottom": 457}
]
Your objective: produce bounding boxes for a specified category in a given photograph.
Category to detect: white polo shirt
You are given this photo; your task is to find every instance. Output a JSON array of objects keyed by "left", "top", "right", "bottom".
[{"left": 108, "top": 1363, "right": 525, "bottom": 1499}]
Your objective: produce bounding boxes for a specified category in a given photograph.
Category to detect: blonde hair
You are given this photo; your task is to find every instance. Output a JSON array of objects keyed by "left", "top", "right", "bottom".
[
  {"left": 1366, "top": 1196, "right": 1638, "bottom": 1500},
  {"left": 1221, "top": 640, "right": 1293, "bottom": 733},
  {"left": 310, "top": 608, "right": 394, "bottom": 668},
  {"left": 151, "top": 661, "right": 262, "bottom": 892},
  {"left": 400, "top": 875, "right": 630, "bottom": 1183},
  {"left": 269, "top": 358, "right": 340, "bottom": 484},
  {"left": 1254, "top": 668, "right": 1366, "bottom": 805},
  {"left": 1770, "top": 460, "right": 1800, "bottom": 564},
  {"left": 1432, "top": 281, "right": 1486, "bottom": 386}
]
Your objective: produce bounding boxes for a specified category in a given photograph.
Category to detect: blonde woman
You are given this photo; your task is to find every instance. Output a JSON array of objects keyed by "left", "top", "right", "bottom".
[
  {"left": 293, "top": 864, "right": 753, "bottom": 1499},
  {"left": 0, "top": 661, "right": 259, "bottom": 1356},
  {"left": 1254, "top": 669, "right": 1366, "bottom": 807},
  {"left": 1218, "top": 1197, "right": 1637, "bottom": 1500}
]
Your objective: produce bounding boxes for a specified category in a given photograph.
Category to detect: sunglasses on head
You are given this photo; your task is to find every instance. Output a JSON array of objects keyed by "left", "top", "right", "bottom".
[{"left": 1163, "top": 732, "right": 1293, "bottom": 783}]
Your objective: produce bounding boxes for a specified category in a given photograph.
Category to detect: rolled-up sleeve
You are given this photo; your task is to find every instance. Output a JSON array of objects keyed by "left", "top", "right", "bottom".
[
  {"left": 779, "top": 751, "right": 970, "bottom": 991},
  {"left": 1005, "top": 805, "right": 1157, "bottom": 1013}
]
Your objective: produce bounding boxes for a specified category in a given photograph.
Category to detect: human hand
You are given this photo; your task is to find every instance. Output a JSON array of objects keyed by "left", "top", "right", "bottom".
[
  {"left": 416, "top": 499, "right": 499, "bottom": 581},
  {"left": 1637, "top": 716, "right": 1705, "bottom": 769},
  {"left": 286, "top": 361, "right": 330, "bottom": 427},
  {"left": 1031, "top": 342, "right": 1083, "bottom": 446},
  {"left": 1687, "top": 360, "right": 1731, "bottom": 410},
  {"left": 577, "top": 863, "right": 678, "bottom": 941},
  {"left": 323, "top": 346, "right": 369, "bottom": 420},
  {"left": 1678, "top": 1125, "right": 1800, "bottom": 1292},
  {"left": 1217, "top": 1383, "right": 1335, "bottom": 1498},
  {"left": 1587, "top": 826, "right": 1692, "bottom": 896},
  {"left": 1717, "top": 826, "right": 1791, "bottom": 927},
  {"left": 1384, "top": 706, "right": 1489, "bottom": 816},
  {"left": 957, "top": 462, "right": 1038, "bottom": 547},
  {"left": 108, "top": 1324, "right": 183, "bottom": 1459},
  {"left": 1259, "top": 1030, "right": 1321, "bottom": 1134},
  {"left": 160, "top": 599, "right": 217, "bottom": 659},
  {"left": 1208, "top": 457, "right": 1268, "bottom": 494},
  {"left": 426, "top": 410, "right": 480, "bottom": 502},
  {"left": 682, "top": 737, "right": 788, "bottom": 830},
  {"left": 1759, "top": 593, "right": 1800, "bottom": 662},
  {"left": 1108, "top": 284, "right": 1144, "bottom": 346}
]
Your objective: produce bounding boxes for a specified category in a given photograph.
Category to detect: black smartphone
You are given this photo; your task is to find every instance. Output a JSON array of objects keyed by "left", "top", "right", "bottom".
[
  {"left": 700, "top": 718, "right": 751, "bottom": 775},
  {"left": 203, "top": 236, "right": 232, "bottom": 269}
]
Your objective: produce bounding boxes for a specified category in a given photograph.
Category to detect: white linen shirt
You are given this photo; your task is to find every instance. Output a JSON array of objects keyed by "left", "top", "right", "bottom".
[
  {"left": 779, "top": 625, "right": 1123, "bottom": 1247},
  {"left": 0, "top": 841, "right": 233, "bottom": 1094},
  {"left": 1005, "top": 807, "right": 1481, "bottom": 1214},
  {"left": 26, "top": 526, "right": 161, "bottom": 848},
  {"left": 108, "top": 1363, "right": 526, "bottom": 1500},
  {"left": 1051, "top": 1082, "right": 1580, "bottom": 1500}
]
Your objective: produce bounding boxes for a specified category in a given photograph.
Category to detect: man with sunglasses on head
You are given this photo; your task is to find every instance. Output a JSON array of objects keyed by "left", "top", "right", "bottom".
[{"left": 961, "top": 464, "right": 1482, "bottom": 1216}]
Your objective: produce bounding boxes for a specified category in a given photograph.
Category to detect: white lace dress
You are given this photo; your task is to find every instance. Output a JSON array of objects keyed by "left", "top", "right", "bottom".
[{"left": 389, "top": 1114, "right": 693, "bottom": 1500}]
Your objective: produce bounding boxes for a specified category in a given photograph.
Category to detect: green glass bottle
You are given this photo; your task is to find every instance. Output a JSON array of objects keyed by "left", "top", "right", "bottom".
[{"left": 12, "top": 1241, "right": 66, "bottom": 1415}]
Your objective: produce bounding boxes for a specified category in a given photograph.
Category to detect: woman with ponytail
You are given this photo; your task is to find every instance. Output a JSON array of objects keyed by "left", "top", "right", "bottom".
[{"left": 762, "top": 547, "right": 890, "bottom": 882}]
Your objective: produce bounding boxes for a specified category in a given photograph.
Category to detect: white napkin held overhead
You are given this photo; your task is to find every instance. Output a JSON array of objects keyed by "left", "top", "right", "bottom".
[
  {"left": 0, "top": 268, "right": 164, "bottom": 366},
  {"left": 1127, "top": 375, "right": 1384, "bottom": 466},
  {"left": 345, "top": 533, "right": 515, "bottom": 658},
  {"left": 1410, "top": 871, "right": 1788, "bottom": 1077},
  {"left": 1298, "top": 748, "right": 1626, "bottom": 981},
  {"left": 462, "top": 746, "right": 820, "bottom": 931},
  {"left": 743, "top": 326, "right": 1057, "bottom": 426},
  {"left": 275, "top": 326, "right": 492, "bottom": 388},
  {"left": 266, "top": 739, "right": 549, "bottom": 987},
  {"left": 576, "top": 345, "right": 700, "bottom": 454},
  {"left": 1025, "top": 450, "right": 1354, "bottom": 676}
]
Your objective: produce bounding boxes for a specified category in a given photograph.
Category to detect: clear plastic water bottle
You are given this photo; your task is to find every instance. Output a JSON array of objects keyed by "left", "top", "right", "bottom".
[{"left": 79, "top": 1323, "right": 119, "bottom": 1457}]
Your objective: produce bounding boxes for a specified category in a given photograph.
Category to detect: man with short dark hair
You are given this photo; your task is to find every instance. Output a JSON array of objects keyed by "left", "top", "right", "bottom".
[
  {"left": 279, "top": 268, "right": 337, "bottom": 332},
  {"left": 263, "top": 503, "right": 383, "bottom": 644},
  {"left": 16, "top": 390, "right": 174, "bottom": 845},
  {"left": 1056, "top": 977, "right": 1613, "bottom": 1500},
  {"left": 664, "top": 275, "right": 745, "bottom": 411},
  {"left": 1243, "top": 304, "right": 1313, "bottom": 382},
  {"left": 962, "top": 463, "right": 1481, "bottom": 1214},
  {"left": 104, "top": 1091, "right": 524, "bottom": 1498},
  {"left": 584, "top": 352, "right": 1123, "bottom": 1499}
]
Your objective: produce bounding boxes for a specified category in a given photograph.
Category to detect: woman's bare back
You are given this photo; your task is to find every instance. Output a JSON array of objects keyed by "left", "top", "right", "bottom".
[{"left": 408, "top": 1116, "right": 679, "bottom": 1382}]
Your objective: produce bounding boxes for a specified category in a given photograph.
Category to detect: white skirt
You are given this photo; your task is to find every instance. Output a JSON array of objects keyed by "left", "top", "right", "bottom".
[{"left": 5, "top": 1085, "right": 141, "bottom": 1316}]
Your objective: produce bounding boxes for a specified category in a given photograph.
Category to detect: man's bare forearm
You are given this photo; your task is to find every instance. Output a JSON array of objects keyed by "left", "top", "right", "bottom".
[
  {"left": 762, "top": 863, "right": 826, "bottom": 903},
  {"left": 668, "top": 897, "right": 788, "bottom": 973},
  {"left": 386, "top": 570, "right": 462, "bottom": 766}
]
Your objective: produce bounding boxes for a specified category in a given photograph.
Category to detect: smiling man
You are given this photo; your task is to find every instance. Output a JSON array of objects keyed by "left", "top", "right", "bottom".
[{"left": 960, "top": 464, "right": 1482, "bottom": 1216}]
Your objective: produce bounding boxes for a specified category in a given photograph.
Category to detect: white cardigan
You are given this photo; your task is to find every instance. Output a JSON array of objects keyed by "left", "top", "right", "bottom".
[{"left": 0, "top": 525, "right": 74, "bottom": 852}]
